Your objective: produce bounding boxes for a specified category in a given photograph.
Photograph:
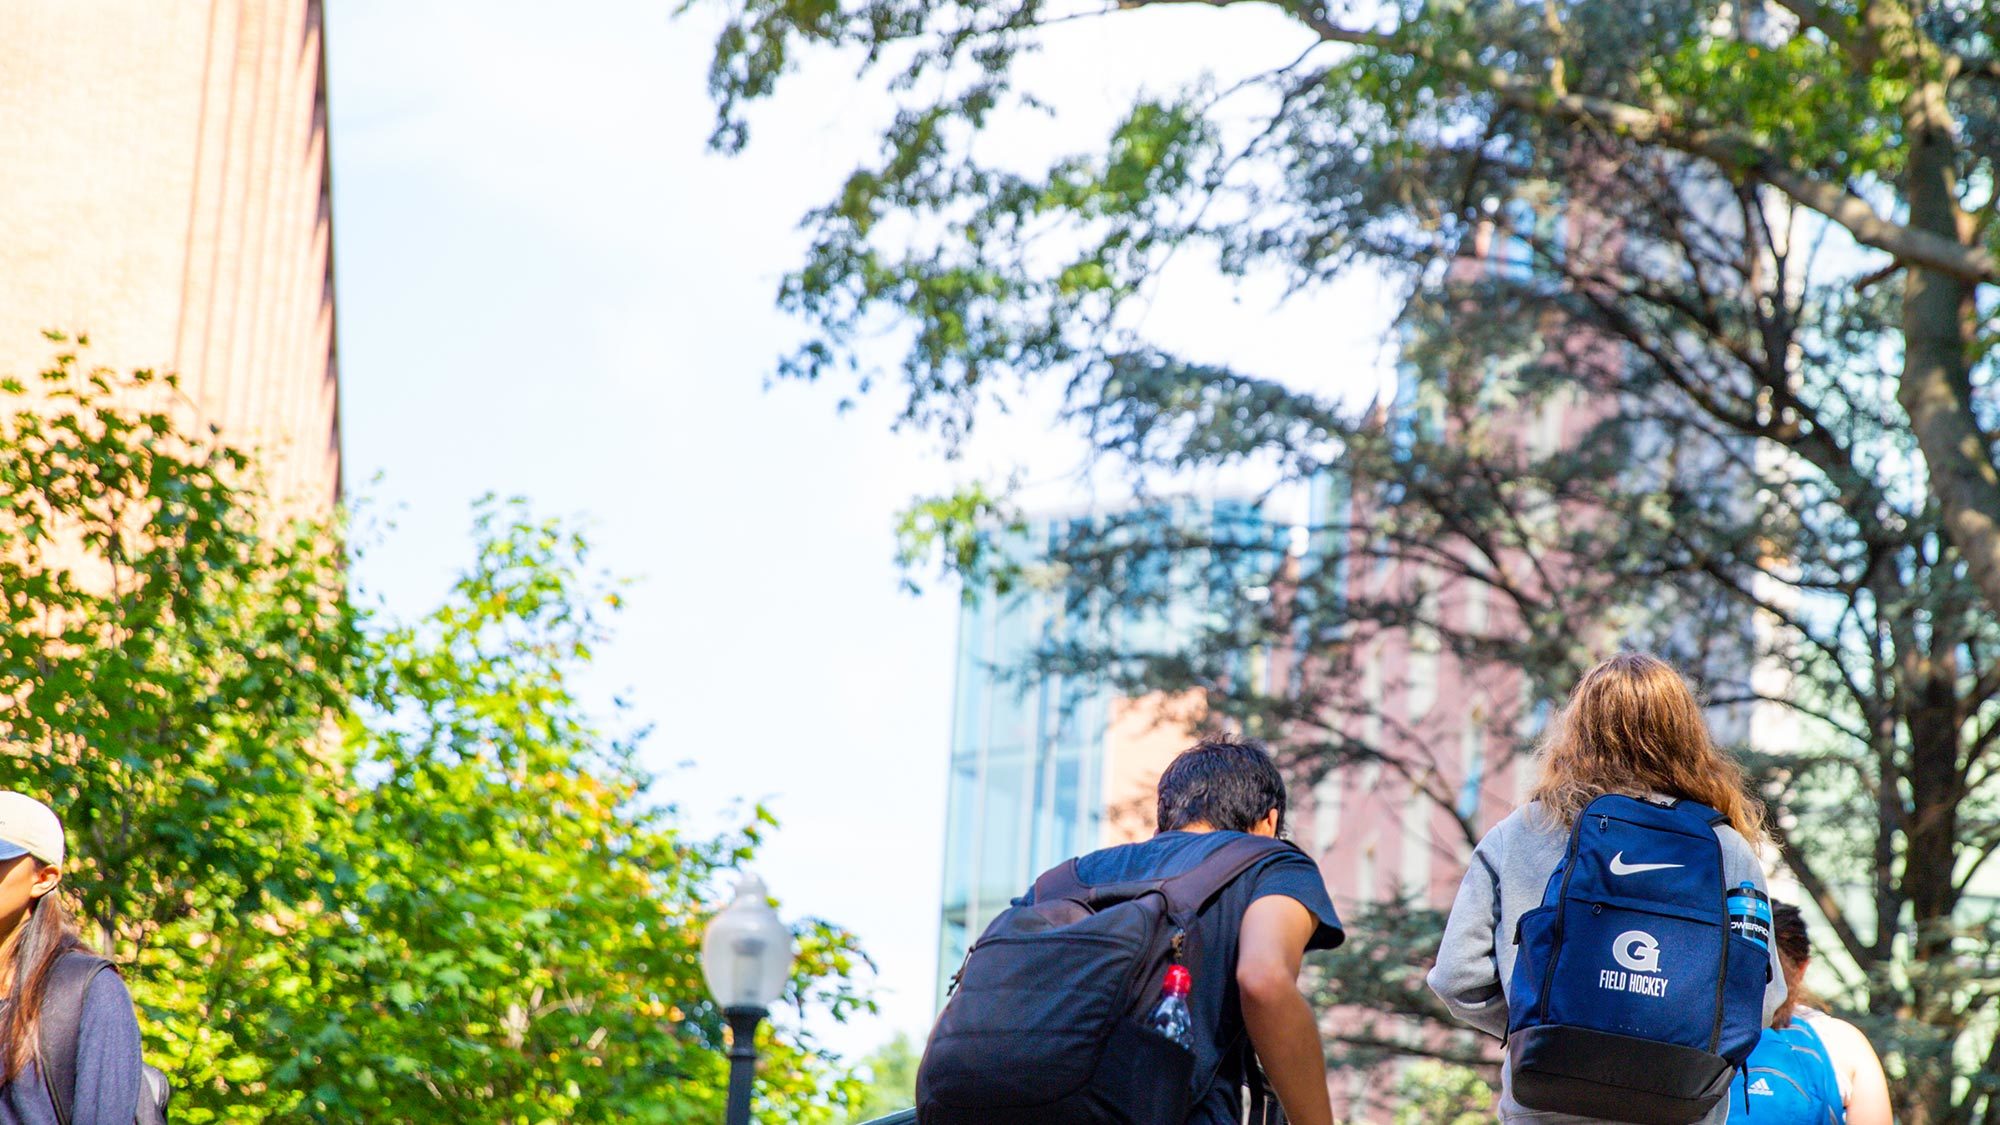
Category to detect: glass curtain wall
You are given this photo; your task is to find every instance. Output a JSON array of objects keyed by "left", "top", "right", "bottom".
[
  {"left": 936, "top": 520, "right": 1109, "bottom": 1004},
  {"left": 933, "top": 501, "right": 1287, "bottom": 1005}
]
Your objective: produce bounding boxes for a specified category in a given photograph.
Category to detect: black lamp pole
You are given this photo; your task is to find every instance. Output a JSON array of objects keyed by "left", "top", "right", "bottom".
[{"left": 723, "top": 1005, "right": 766, "bottom": 1125}]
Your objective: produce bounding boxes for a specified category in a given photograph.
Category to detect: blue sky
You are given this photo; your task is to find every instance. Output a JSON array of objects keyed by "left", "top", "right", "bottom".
[{"left": 326, "top": 0, "right": 1394, "bottom": 1059}]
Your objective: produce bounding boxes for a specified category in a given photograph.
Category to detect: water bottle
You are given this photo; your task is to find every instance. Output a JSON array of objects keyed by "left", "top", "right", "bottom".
[
  {"left": 1145, "top": 964, "right": 1194, "bottom": 1049},
  {"left": 1726, "top": 882, "right": 1772, "bottom": 949}
]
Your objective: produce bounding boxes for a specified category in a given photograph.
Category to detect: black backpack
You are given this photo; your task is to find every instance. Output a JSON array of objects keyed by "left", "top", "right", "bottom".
[
  {"left": 917, "top": 834, "right": 1296, "bottom": 1125},
  {"left": 39, "top": 952, "right": 170, "bottom": 1125}
]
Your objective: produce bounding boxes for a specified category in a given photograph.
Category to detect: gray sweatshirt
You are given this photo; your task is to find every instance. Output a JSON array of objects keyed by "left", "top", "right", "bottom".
[{"left": 1427, "top": 802, "right": 1787, "bottom": 1124}]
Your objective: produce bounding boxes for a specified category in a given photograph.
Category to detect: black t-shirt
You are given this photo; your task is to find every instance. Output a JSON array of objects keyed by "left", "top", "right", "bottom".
[{"left": 1019, "top": 830, "right": 1344, "bottom": 1125}]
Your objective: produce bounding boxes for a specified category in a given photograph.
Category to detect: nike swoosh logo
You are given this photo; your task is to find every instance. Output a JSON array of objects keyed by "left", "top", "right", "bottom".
[{"left": 1609, "top": 852, "right": 1684, "bottom": 876}]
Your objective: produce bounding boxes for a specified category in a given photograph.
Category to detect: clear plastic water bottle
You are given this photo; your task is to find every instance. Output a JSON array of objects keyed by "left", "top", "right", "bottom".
[{"left": 1145, "top": 964, "right": 1194, "bottom": 1049}]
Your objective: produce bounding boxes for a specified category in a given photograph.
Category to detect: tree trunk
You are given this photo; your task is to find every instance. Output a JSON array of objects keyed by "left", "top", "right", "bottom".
[
  {"left": 1897, "top": 100, "right": 2000, "bottom": 622},
  {"left": 1904, "top": 665, "right": 1963, "bottom": 1121},
  {"left": 1904, "top": 662, "right": 1962, "bottom": 950},
  {"left": 1890, "top": 77, "right": 1979, "bottom": 1122},
  {"left": 1905, "top": 649, "right": 1970, "bottom": 1124}
]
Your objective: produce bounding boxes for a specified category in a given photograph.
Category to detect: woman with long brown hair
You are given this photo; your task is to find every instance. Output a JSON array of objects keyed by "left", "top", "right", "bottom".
[
  {"left": 1427, "top": 653, "right": 1790, "bottom": 1124},
  {"left": 0, "top": 792, "right": 145, "bottom": 1125}
]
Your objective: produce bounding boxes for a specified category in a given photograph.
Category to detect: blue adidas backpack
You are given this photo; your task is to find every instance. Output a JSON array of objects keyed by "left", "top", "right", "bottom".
[
  {"left": 1506, "top": 793, "right": 1769, "bottom": 1124},
  {"left": 1731, "top": 1018, "right": 1846, "bottom": 1123}
]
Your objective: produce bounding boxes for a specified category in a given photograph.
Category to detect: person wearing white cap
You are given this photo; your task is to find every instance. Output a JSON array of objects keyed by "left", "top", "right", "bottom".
[{"left": 0, "top": 792, "right": 149, "bottom": 1125}]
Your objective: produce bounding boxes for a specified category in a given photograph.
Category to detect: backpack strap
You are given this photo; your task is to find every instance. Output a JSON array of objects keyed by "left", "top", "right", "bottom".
[
  {"left": 37, "top": 951, "right": 114, "bottom": 1125},
  {"left": 1243, "top": 1047, "right": 1287, "bottom": 1125},
  {"left": 1030, "top": 857, "right": 1093, "bottom": 904},
  {"left": 1031, "top": 835, "right": 1300, "bottom": 917},
  {"left": 1789, "top": 1012, "right": 1827, "bottom": 1048},
  {"left": 1159, "top": 835, "right": 1299, "bottom": 918}
]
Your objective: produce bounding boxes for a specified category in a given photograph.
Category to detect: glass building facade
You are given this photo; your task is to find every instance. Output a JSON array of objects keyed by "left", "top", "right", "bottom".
[
  {"left": 934, "top": 498, "right": 1286, "bottom": 1005},
  {"left": 936, "top": 519, "right": 1111, "bottom": 1006}
]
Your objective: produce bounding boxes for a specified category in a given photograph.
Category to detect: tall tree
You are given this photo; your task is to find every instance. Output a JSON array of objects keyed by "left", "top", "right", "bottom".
[
  {"left": 0, "top": 338, "right": 358, "bottom": 1116},
  {"left": 698, "top": 2, "right": 2000, "bottom": 1120},
  {"left": 0, "top": 339, "right": 868, "bottom": 1122},
  {"left": 283, "top": 496, "right": 872, "bottom": 1124}
]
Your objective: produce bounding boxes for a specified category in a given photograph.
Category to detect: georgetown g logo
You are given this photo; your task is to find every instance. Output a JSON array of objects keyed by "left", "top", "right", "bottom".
[{"left": 1612, "top": 930, "right": 1662, "bottom": 973}]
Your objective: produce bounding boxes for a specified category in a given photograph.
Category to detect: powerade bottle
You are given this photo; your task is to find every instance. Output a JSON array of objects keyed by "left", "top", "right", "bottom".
[
  {"left": 1727, "top": 882, "right": 1772, "bottom": 949},
  {"left": 1145, "top": 964, "right": 1194, "bottom": 1049}
]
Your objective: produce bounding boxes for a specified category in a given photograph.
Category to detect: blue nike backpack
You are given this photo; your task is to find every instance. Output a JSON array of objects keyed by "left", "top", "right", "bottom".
[
  {"left": 1731, "top": 1018, "right": 1846, "bottom": 1123},
  {"left": 1507, "top": 793, "right": 1769, "bottom": 1124}
]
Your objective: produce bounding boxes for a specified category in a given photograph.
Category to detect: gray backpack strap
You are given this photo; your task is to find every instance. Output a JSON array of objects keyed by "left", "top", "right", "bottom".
[
  {"left": 37, "top": 950, "right": 112, "bottom": 1125},
  {"left": 137, "top": 1063, "right": 171, "bottom": 1125}
]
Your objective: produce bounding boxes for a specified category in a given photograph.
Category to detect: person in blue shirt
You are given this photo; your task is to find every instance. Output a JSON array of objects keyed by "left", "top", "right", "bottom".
[
  {"left": 1018, "top": 739, "right": 1344, "bottom": 1125},
  {"left": 1736, "top": 902, "right": 1891, "bottom": 1125},
  {"left": 0, "top": 792, "right": 143, "bottom": 1125}
]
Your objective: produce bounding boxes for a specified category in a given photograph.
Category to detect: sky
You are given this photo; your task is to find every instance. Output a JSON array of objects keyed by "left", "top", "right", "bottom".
[{"left": 325, "top": 0, "right": 1396, "bottom": 1059}]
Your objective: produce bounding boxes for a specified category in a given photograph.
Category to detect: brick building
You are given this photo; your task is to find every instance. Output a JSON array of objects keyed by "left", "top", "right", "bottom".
[{"left": 0, "top": 0, "right": 340, "bottom": 512}]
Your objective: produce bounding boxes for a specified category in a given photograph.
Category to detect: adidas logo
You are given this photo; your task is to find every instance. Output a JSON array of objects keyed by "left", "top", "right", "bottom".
[{"left": 1748, "top": 1077, "right": 1775, "bottom": 1097}]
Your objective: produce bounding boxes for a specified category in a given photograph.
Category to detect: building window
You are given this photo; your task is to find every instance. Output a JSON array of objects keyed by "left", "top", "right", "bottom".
[
  {"left": 1356, "top": 834, "right": 1378, "bottom": 905},
  {"left": 1528, "top": 391, "right": 1567, "bottom": 460},
  {"left": 1462, "top": 579, "right": 1489, "bottom": 635},
  {"left": 935, "top": 913, "right": 970, "bottom": 1010},
  {"left": 1408, "top": 592, "right": 1440, "bottom": 712},
  {"left": 1401, "top": 787, "right": 1433, "bottom": 898},
  {"left": 1361, "top": 656, "right": 1385, "bottom": 751},
  {"left": 1493, "top": 194, "right": 1568, "bottom": 283},
  {"left": 1313, "top": 774, "right": 1345, "bottom": 859},
  {"left": 1522, "top": 695, "right": 1552, "bottom": 739},
  {"left": 1458, "top": 721, "right": 1486, "bottom": 824},
  {"left": 1516, "top": 691, "right": 1550, "bottom": 804},
  {"left": 1407, "top": 591, "right": 1441, "bottom": 719},
  {"left": 1406, "top": 648, "right": 1438, "bottom": 718}
]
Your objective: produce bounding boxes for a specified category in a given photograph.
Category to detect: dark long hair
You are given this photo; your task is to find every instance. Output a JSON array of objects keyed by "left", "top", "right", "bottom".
[
  {"left": 1770, "top": 901, "right": 1817, "bottom": 1028},
  {"left": 0, "top": 884, "right": 85, "bottom": 1083}
]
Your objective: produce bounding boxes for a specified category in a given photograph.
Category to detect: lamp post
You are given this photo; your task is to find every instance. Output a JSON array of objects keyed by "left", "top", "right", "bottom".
[{"left": 701, "top": 872, "right": 795, "bottom": 1125}]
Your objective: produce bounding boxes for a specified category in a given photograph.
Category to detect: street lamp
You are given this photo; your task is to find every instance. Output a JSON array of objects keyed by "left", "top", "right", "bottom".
[{"left": 701, "top": 872, "right": 795, "bottom": 1125}]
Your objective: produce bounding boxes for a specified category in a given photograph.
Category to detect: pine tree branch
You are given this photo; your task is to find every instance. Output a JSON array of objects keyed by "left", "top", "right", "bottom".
[{"left": 1769, "top": 816, "right": 1877, "bottom": 970}]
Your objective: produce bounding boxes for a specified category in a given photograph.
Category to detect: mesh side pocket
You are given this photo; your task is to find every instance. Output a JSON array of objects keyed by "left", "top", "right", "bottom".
[
  {"left": 1718, "top": 935, "right": 1771, "bottom": 1063},
  {"left": 1508, "top": 905, "right": 1558, "bottom": 1034}
]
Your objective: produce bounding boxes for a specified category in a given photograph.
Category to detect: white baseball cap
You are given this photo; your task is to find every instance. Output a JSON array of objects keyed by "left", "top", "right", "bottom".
[{"left": 0, "top": 793, "right": 64, "bottom": 866}]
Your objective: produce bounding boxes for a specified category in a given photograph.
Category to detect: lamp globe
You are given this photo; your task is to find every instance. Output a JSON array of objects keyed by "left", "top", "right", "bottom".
[{"left": 701, "top": 872, "right": 794, "bottom": 1013}]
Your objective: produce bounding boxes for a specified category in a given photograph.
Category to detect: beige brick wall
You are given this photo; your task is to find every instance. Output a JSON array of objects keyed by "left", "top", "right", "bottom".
[{"left": 0, "top": 0, "right": 339, "bottom": 515}]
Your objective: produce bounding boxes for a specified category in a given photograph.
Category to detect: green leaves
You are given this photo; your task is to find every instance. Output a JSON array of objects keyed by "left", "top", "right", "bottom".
[
  {"left": 1637, "top": 33, "right": 1905, "bottom": 178},
  {"left": 772, "top": 83, "right": 1221, "bottom": 445},
  {"left": 0, "top": 346, "right": 866, "bottom": 1122},
  {"left": 699, "top": 0, "right": 2000, "bottom": 1118},
  {"left": 0, "top": 348, "right": 357, "bottom": 1120},
  {"left": 894, "top": 481, "right": 1025, "bottom": 599}
]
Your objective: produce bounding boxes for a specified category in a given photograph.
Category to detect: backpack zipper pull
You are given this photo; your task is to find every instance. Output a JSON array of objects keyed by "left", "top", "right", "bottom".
[
  {"left": 1170, "top": 929, "right": 1187, "bottom": 962},
  {"left": 1598, "top": 815, "right": 1609, "bottom": 831}
]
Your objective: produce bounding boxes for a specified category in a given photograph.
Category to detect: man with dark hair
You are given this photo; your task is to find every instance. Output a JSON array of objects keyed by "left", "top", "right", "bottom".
[
  {"left": 1019, "top": 738, "right": 1342, "bottom": 1125},
  {"left": 1156, "top": 739, "right": 1294, "bottom": 837}
]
